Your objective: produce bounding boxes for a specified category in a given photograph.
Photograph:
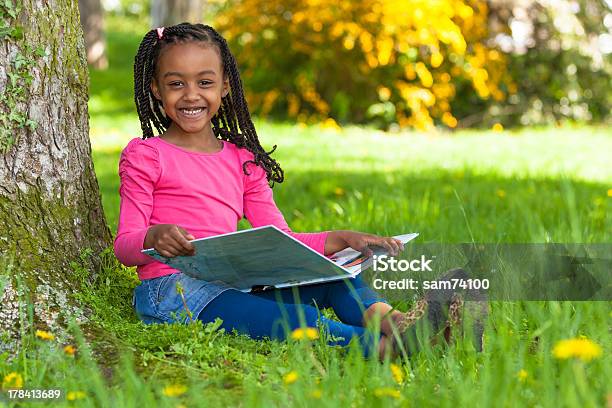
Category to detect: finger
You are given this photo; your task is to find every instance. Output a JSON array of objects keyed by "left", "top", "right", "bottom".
[
  {"left": 388, "top": 238, "right": 402, "bottom": 256},
  {"left": 174, "top": 227, "right": 195, "bottom": 253},
  {"left": 177, "top": 226, "right": 195, "bottom": 241},
  {"left": 379, "top": 238, "right": 397, "bottom": 257},
  {"left": 160, "top": 240, "right": 184, "bottom": 256},
  {"left": 362, "top": 247, "right": 374, "bottom": 257},
  {"left": 174, "top": 233, "right": 195, "bottom": 254},
  {"left": 158, "top": 247, "right": 177, "bottom": 258},
  {"left": 395, "top": 239, "right": 405, "bottom": 252},
  {"left": 169, "top": 235, "right": 194, "bottom": 256}
]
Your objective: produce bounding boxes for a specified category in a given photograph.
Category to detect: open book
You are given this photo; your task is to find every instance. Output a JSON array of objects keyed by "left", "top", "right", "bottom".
[{"left": 141, "top": 225, "right": 418, "bottom": 292}]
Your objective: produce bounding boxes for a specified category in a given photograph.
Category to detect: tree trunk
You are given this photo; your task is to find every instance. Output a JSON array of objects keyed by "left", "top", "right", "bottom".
[
  {"left": 0, "top": 0, "right": 112, "bottom": 351},
  {"left": 151, "top": 0, "right": 205, "bottom": 27},
  {"left": 78, "top": 0, "right": 108, "bottom": 69}
]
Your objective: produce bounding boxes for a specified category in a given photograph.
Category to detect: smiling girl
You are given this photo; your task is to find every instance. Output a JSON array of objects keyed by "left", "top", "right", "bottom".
[{"left": 114, "top": 23, "right": 472, "bottom": 359}]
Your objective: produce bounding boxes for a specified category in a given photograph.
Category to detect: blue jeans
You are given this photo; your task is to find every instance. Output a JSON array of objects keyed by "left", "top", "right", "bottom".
[
  {"left": 134, "top": 273, "right": 388, "bottom": 357},
  {"left": 197, "top": 275, "right": 387, "bottom": 357}
]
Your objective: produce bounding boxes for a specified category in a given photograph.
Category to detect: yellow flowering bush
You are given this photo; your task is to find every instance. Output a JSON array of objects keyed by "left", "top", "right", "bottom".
[{"left": 215, "top": 0, "right": 512, "bottom": 129}]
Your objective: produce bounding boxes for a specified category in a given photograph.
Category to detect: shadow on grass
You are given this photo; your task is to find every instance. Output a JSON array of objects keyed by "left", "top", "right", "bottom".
[{"left": 92, "top": 150, "right": 610, "bottom": 243}]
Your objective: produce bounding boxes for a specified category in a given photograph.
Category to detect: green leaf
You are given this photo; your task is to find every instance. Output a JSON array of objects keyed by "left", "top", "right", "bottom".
[
  {"left": 26, "top": 119, "right": 37, "bottom": 131},
  {"left": 10, "top": 26, "right": 23, "bottom": 39}
]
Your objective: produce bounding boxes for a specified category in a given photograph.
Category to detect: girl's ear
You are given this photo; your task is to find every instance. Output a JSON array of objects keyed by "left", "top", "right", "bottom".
[
  {"left": 151, "top": 79, "right": 161, "bottom": 100},
  {"left": 222, "top": 77, "right": 229, "bottom": 98}
]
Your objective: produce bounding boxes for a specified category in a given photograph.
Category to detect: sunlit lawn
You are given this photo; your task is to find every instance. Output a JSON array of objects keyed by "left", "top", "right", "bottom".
[{"left": 1, "top": 13, "right": 609, "bottom": 408}]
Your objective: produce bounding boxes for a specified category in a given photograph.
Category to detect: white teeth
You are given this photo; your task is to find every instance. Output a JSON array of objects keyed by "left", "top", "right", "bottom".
[{"left": 181, "top": 108, "right": 204, "bottom": 116}]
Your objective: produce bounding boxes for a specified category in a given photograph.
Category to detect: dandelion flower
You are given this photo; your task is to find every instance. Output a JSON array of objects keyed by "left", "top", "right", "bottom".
[
  {"left": 283, "top": 371, "right": 299, "bottom": 385},
  {"left": 373, "top": 387, "right": 401, "bottom": 399},
  {"left": 334, "top": 187, "right": 346, "bottom": 197},
  {"left": 35, "top": 330, "right": 55, "bottom": 341},
  {"left": 553, "top": 338, "right": 602, "bottom": 362},
  {"left": 607, "top": 189, "right": 612, "bottom": 197},
  {"left": 309, "top": 388, "right": 322, "bottom": 399},
  {"left": 390, "top": 363, "right": 404, "bottom": 384},
  {"left": 66, "top": 391, "right": 86, "bottom": 400},
  {"left": 517, "top": 369, "right": 528, "bottom": 382},
  {"left": 163, "top": 384, "right": 188, "bottom": 397},
  {"left": 492, "top": 123, "right": 504, "bottom": 132},
  {"left": 496, "top": 189, "right": 506, "bottom": 198},
  {"left": 2, "top": 372, "right": 23, "bottom": 389},
  {"left": 305, "top": 327, "right": 319, "bottom": 340},
  {"left": 64, "top": 345, "right": 76, "bottom": 356},
  {"left": 291, "top": 327, "right": 319, "bottom": 341}
]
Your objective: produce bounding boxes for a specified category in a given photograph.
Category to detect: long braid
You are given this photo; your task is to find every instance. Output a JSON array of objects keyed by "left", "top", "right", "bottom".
[{"left": 132, "top": 23, "right": 284, "bottom": 184}]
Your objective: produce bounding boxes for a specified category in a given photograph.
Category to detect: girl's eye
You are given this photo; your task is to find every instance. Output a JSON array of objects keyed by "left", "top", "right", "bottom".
[
  {"left": 168, "top": 81, "right": 183, "bottom": 87},
  {"left": 199, "top": 80, "right": 213, "bottom": 86}
]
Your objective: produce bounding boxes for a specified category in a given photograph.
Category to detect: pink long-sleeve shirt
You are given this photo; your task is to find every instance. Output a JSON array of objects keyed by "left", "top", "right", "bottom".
[{"left": 114, "top": 136, "right": 329, "bottom": 280}]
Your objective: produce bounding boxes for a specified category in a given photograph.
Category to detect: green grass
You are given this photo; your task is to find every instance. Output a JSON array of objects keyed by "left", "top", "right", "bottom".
[
  {"left": 3, "top": 123, "right": 609, "bottom": 407},
  {"left": 1, "top": 13, "right": 611, "bottom": 408}
]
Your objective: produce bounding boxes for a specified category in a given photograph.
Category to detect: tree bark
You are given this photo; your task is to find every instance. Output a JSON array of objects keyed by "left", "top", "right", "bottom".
[
  {"left": 151, "top": 0, "right": 205, "bottom": 27},
  {"left": 78, "top": 0, "right": 108, "bottom": 69},
  {"left": 0, "top": 0, "right": 112, "bottom": 351}
]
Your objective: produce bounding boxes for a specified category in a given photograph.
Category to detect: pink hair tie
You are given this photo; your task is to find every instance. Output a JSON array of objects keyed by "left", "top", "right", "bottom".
[{"left": 156, "top": 27, "right": 165, "bottom": 40}]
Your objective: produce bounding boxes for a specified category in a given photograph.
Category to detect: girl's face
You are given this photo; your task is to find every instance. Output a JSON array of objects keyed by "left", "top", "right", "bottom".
[{"left": 151, "top": 42, "right": 229, "bottom": 137}]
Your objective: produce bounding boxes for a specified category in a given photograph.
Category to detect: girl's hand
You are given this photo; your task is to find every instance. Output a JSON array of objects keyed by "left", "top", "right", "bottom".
[
  {"left": 326, "top": 230, "right": 404, "bottom": 257},
  {"left": 144, "top": 224, "right": 196, "bottom": 258}
]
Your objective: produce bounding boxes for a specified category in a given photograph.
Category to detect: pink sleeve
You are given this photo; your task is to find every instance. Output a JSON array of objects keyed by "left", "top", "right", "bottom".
[
  {"left": 113, "top": 138, "right": 161, "bottom": 266},
  {"left": 242, "top": 157, "right": 328, "bottom": 255}
]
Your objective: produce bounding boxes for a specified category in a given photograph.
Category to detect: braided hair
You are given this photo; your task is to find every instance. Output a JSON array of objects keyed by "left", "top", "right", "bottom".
[{"left": 133, "top": 23, "right": 283, "bottom": 184}]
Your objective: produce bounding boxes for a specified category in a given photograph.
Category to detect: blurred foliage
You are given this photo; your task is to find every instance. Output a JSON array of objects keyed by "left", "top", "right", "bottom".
[
  {"left": 214, "top": 0, "right": 513, "bottom": 130},
  {"left": 96, "top": 0, "right": 610, "bottom": 130},
  {"left": 481, "top": 0, "right": 612, "bottom": 127}
]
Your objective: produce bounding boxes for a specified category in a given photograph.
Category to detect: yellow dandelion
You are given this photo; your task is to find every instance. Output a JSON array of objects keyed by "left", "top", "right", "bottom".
[
  {"left": 283, "top": 371, "right": 299, "bottom": 385},
  {"left": 305, "top": 327, "right": 319, "bottom": 340},
  {"left": 291, "top": 328, "right": 305, "bottom": 340},
  {"left": 35, "top": 330, "right": 55, "bottom": 341},
  {"left": 492, "top": 123, "right": 504, "bottom": 132},
  {"left": 553, "top": 338, "right": 602, "bottom": 362},
  {"left": 334, "top": 187, "right": 346, "bottom": 197},
  {"left": 517, "top": 369, "right": 528, "bottom": 382},
  {"left": 162, "top": 384, "right": 188, "bottom": 397},
  {"left": 291, "top": 327, "right": 319, "bottom": 341},
  {"left": 373, "top": 387, "right": 401, "bottom": 399},
  {"left": 390, "top": 363, "right": 404, "bottom": 384},
  {"left": 607, "top": 189, "right": 612, "bottom": 197},
  {"left": 309, "top": 388, "right": 322, "bottom": 399},
  {"left": 2, "top": 372, "right": 24, "bottom": 389},
  {"left": 64, "top": 345, "right": 76, "bottom": 356},
  {"left": 496, "top": 189, "right": 507, "bottom": 198},
  {"left": 66, "top": 391, "right": 86, "bottom": 401}
]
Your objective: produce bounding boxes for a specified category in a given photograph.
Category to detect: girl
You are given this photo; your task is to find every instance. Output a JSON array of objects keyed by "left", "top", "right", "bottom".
[{"left": 114, "top": 23, "right": 472, "bottom": 360}]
